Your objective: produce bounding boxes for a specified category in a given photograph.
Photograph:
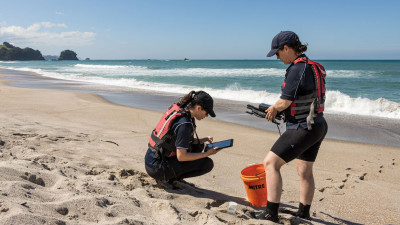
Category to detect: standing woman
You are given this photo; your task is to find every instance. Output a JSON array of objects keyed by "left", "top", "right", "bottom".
[
  {"left": 257, "top": 31, "right": 328, "bottom": 222},
  {"left": 145, "top": 91, "right": 220, "bottom": 188}
]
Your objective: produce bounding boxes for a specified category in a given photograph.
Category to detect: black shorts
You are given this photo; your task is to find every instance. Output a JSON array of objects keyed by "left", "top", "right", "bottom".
[{"left": 271, "top": 117, "right": 328, "bottom": 163}]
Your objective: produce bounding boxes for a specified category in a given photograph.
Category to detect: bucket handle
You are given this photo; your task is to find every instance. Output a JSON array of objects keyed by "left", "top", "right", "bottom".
[{"left": 255, "top": 171, "right": 265, "bottom": 176}]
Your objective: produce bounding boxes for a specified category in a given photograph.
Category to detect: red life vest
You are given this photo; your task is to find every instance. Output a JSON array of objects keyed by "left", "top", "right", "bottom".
[
  {"left": 148, "top": 103, "right": 189, "bottom": 158},
  {"left": 282, "top": 56, "right": 326, "bottom": 129}
]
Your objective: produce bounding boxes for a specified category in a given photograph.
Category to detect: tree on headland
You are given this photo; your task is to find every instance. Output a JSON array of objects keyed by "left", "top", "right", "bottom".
[
  {"left": 0, "top": 42, "right": 44, "bottom": 60},
  {"left": 58, "top": 50, "right": 79, "bottom": 60}
]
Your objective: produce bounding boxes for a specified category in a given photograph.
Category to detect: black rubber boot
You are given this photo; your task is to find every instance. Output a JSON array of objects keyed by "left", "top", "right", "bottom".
[
  {"left": 254, "top": 201, "right": 279, "bottom": 223},
  {"left": 156, "top": 179, "right": 180, "bottom": 190},
  {"left": 295, "top": 202, "right": 311, "bottom": 220}
]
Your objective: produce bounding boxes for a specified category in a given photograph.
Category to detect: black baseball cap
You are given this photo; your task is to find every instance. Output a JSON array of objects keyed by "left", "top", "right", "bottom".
[
  {"left": 194, "top": 91, "right": 216, "bottom": 117},
  {"left": 267, "top": 31, "right": 299, "bottom": 57}
]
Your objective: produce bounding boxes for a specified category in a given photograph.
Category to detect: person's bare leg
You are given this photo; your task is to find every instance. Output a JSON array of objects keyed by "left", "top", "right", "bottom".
[
  {"left": 263, "top": 151, "right": 286, "bottom": 203},
  {"left": 254, "top": 151, "right": 287, "bottom": 221},
  {"left": 296, "top": 159, "right": 315, "bottom": 204},
  {"left": 295, "top": 159, "right": 314, "bottom": 219}
]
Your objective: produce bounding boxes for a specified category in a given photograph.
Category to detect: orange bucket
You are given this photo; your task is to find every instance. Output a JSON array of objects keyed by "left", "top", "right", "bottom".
[{"left": 240, "top": 164, "right": 267, "bottom": 207}]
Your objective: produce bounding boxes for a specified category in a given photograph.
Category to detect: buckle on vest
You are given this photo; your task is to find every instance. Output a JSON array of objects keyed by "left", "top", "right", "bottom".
[{"left": 149, "top": 146, "right": 161, "bottom": 159}]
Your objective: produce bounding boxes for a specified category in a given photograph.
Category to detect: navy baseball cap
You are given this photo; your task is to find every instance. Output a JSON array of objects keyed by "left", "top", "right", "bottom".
[
  {"left": 267, "top": 31, "right": 299, "bottom": 57},
  {"left": 194, "top": 91, "right": 216, "bottom": 117}
]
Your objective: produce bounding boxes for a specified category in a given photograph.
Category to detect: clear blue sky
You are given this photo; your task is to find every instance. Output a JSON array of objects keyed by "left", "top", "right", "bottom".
[{"left": 1, "top": 0, "right": 399, "bottom": 60}]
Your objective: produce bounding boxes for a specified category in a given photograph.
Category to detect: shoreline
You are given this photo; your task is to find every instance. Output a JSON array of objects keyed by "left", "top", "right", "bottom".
[
  {"left": 0, "top": 69, "right": 399, "bottom": 224},
  {"left": 1, "top": 68, "right": 400, "bottom": 147}
]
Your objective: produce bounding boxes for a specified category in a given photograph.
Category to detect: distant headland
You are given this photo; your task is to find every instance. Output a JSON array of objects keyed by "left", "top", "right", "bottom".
[{"left": 0, "top": 42, "right": 79, "bottom": 61}]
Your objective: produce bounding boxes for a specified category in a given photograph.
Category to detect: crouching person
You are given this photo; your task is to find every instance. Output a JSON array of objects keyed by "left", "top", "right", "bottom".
[{"left": 145, "top": 90, "right": 220, "bottom": 188}]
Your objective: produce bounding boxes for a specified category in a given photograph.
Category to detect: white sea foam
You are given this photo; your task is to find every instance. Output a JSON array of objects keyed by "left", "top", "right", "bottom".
[
  {"left": 75, "top": 64, "right": 125, "bottom": 69},
  {"left": 3, "top": 62, "right": 378, "bottom": 79},
  {"left": 327, "top": 70, "right": 376, "bottom": 78},
  {"left": 71, "top": 63, "right": 374, "bottom": 78},
  {"left": 4, "top": 66, "right": 399, "bottom": 119},
  {"left": 325, "top": 91, "right": 400, "bottom": 119},
  {"left": 69, "top": 64, "right": 286, "bottom": 77}
]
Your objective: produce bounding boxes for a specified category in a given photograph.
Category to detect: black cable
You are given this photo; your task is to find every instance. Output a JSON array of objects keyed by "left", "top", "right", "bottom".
[{"left": 247, "top": 104, "right": 283, "bottom": 136}]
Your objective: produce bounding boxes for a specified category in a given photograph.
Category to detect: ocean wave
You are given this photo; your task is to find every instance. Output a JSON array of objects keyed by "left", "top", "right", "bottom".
[
  {"left": 327, "top": 70, "right": 376, "bottom": 78},
  {"left": 71, "top": 63, "right": 375, "bottom": 79},
  {"left": 71, "top": 64, "right": 376, "bottom": 79},
  {"left": 70, "top": 64, "right": 285, "bottom": 77},
  {"left": 325, "top": 91, "right": 400, "bottom": 119},
  {"left": 202, "top": 89, "right": 400, "bottom": 119},
  {"left": 0, "top": 61, "right": 18, "bottom": 63},
  {"left": 1, "top": 62, "right": 382, "bottom": 79},
  {"left": 74, "top": 64, "right": 146, "bottom": 69},
  {"left": 4, "top": 67, "right": 44, "bottom": 74},
  {"left": 4, "top": 66, "right": 399, "bottom": 119},
  {"left": 7, "top": 61, "right": 375, "bottom": 79}
]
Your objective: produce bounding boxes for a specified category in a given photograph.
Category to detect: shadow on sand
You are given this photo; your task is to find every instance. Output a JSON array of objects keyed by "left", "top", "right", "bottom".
[{"left": 160, "top": 181, "right": 363, "bottom": 225}]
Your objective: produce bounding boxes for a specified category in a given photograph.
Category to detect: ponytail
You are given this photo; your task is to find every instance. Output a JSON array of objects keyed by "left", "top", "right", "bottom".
[
  {"left": 287, "top": 33, "right": 308, "bottom": 54},
  {"left": 178, "top": 90, "right": 196, "bottom": 108}
]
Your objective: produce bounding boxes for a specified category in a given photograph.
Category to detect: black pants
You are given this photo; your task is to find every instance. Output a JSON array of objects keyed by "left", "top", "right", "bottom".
[
  {"left": 145, "top": 149, "right": 214, "bottom": 182},
  {"left": 271, "top": 117, "right": 328, "bottom": 163}
]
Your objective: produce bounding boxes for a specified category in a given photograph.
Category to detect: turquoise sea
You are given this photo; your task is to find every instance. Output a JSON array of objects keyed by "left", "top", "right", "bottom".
[{"left": 1, "top": 59, "right": 399, "bottom": 119}]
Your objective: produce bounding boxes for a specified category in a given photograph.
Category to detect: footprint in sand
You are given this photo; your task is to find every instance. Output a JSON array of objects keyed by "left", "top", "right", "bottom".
[
  {"left": 378, "top": 165, "right": 384, "bottom": 173},
  {"left": 56, "top": 207, "right": 69, "bottom": 216},
  {"left": 128, "top": 196, "right": 140, "bottom": 207},
  {"left": 189, "top": 211, "right": 199, "bottom": 217},
  {"left": 41, "top": 163, "right": 51, "bottom": 171},
  {"left": 151, "top": 201, "right": 181, "bottom": 222},
  {"left": 95, "top": 197, "right": 113, "bottom": 208},
  {"left": 359, "top": 173, "right": 367, "bottom": 180},
  {"left": 108, "top": 174, "right": 116, "bottom": 181},
  {"left": 104, "top": 211, "right": 115, "bottom": 217},
  {"left": 21, "top": 184, "right": 35, "bottom": 190},
  {"left": 20, "top": 172, "right": 45, "bottom": 187},
  {"left": 205, "top": 199, "right": 225, "bottom": 210},
  {"left": 85, "top": 168, "right": 103, "bottom": 176},
  {"left": 0, "top": 205, "right": 9, "bottom": 213},
  {"left": 338, "top": 177, "right": 350, "bottom": 189},
  {"left": 119, "top": 169, "right": 135, "bottom": 178},
  {"left": 117, "top": 169, "right": 152, "bottom": 189}
]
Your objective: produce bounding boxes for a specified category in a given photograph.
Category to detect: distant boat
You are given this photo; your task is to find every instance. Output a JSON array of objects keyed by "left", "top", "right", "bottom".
[
  {"left": 184, "top": 58, "right": 189, "bottom": 61},
  {"left": 85, "top": 58, "right": 90, "bottom": 60}
]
